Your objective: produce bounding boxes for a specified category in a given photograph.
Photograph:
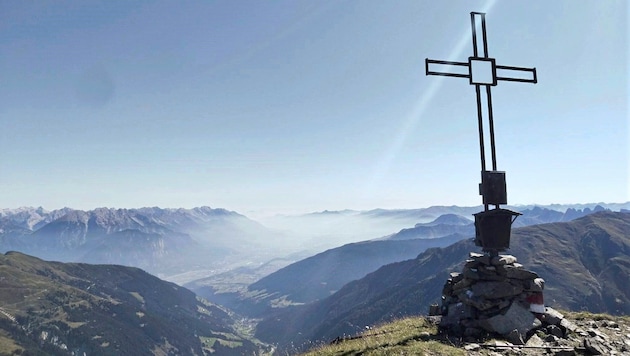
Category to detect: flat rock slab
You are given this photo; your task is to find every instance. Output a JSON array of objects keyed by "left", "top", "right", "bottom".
[
  {"left": 543, "top": 307, "right": 565, "bottom": 325},
  {"left": 526, "top": 277, "right": 545, "bottom": 292},
  {"left": 471, "top": 254, "right": 492, "bottom": 266},
  {"left": 491, "top": 254, "right": 517, "bottom": 266},
  {"left": 442, "top": 302, "right": 475, "bottom": 327},
  {"left": 505, "top": 329, "right": 525, "bottom": 345},
  {"left": 479, "top": 302, "right": 541, "bottom": 335},
  {"left": 560, "top": 318, "right": 582, "bottom": 334},
  {"left": 503, "top": 265, "right": 539, "bottom": 280},
  {"left": 471, "top": 280, "right": 524, "bottom": 299},
  {"left": 584, "top": 337, "right": 608, "bottom": 355},
  {"left": 458, "top": 291, "right": 510, "bottom": 311},
  {"left": 452, "top": 278, "right": 473, "bottom": 292},
  {"left": 525, "top": 334, "right": 544, "bottom": 347},
  {"left": 463, "top": 268, "right": 481, "bottom": 280}
]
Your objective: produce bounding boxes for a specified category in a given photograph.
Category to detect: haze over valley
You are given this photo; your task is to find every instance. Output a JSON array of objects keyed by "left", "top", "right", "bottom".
[
  {"left": 1, "top": 202, "right": 627, "bottom": 286},
  {"left": 0, "top": 203, "right": 629, "bottom": 354}
]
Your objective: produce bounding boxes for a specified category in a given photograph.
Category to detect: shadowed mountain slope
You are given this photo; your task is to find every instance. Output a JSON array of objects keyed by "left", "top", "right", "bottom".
[
  {"left": 189, "top": 234, "right": 466, "bottom": 316},
  {"left": 255, "top": 211, "right": 630, "bottom": 349},
  {"left": 189, "top": 207, "right": 618, "bottom": 317},
  {"left": 0, "top": 251, "right": 263, "bottom": 355},
  {"left": 249, "top": 235, "right": 466, "bottom": 303}
]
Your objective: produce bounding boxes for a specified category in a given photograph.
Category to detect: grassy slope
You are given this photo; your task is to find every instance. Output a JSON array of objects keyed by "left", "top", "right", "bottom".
[
  {"left": 0, "top": 251, "right": 263, "bottom": 355},
  {"left": 300, "top": 317, "right": 464, "bottom": 356},
  {"left": 301, "top": 312, "right": 630, "bottom": 356}
]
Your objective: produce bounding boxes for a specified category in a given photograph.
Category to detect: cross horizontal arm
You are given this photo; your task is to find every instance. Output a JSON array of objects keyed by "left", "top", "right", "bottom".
[
  {"left": 426, "top": 58, "right": 470, "bottom": 79},
  {"left": 496, "top": 65, "right": 537, "bottom": 84}
]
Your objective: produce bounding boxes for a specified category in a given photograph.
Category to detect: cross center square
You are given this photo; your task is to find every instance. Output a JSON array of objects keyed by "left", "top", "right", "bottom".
[{"left": 469, "top": 57, "right": 497, "bottom": 86}]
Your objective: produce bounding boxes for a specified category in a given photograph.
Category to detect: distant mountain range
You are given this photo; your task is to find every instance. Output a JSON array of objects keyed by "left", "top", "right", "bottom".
[
  {"left": 253, "top": 211, "right": 630, "bottom": 350},
  {"left": 0, "top": 206, "right": 283, "bottom": 278},
  {"left": 188, "top": 204, "right": 619, "bottom": 316},
  {"left": 1, "top": 203, "right": 627, "bottom": 288},
  {"left": 1, "top": 203, "right": 629, "bottom": 354},
  {"left": 277, "top": 202, "right": 630, "bottom": 225},
  {"left": 0, "top": 251, "right": 264, "bottom": 355},
  {"left": 384, "top": 205, "right": 611, "bottom": 241}
]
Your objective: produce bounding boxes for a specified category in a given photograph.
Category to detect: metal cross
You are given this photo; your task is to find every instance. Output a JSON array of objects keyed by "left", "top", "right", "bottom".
[{"left": 425, "top": 12, "right": 537, "bottom": 210}]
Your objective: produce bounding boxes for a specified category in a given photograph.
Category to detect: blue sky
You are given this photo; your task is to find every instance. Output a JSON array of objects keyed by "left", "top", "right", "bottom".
[{"left": 0, "top": 1, "right": 627, "bottom": 215}]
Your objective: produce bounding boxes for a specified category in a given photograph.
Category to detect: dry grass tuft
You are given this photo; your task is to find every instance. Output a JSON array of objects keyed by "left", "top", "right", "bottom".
[{"left": 300, "top": 316, "right": 465, "bottom": 356}]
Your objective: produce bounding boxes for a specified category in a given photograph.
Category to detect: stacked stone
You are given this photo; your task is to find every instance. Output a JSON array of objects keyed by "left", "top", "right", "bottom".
[{"left": 439, "top": 252, "right": 545, "bottom": 344}]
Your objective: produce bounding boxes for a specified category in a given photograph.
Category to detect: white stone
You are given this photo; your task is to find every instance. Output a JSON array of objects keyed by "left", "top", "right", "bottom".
[
  {"left": 479, "top": 302, "right": 540, "bottom": 335},
  {"left": 464, "top": 343, "right": 480, "bottom": 351}
]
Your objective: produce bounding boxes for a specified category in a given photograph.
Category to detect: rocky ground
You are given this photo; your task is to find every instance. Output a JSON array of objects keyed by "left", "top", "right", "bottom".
[
  {"left": 432, "top": 252, "right": 630, "bottom": 355},
  {"left": 458, "top": 311, "right": 630, "bottom": 356},
  {"left": 300, "top": 312, "right": 629, "bottom": 355}
]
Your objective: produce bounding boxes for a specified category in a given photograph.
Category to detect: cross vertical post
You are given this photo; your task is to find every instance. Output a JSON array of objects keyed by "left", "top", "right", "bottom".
[
  {"left": 471, "top": 13, "right": 497, "bottom": 175},
  {"left": 425, "top": 12, "right": 537, "bottom": 254}
]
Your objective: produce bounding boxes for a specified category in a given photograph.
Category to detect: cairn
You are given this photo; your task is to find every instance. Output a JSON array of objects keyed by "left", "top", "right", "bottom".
[{"left": 438, "top": 252, "right": 545, "bottom": 344}]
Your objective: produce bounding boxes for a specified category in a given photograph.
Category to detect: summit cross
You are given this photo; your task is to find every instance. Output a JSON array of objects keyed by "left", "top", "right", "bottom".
[{"left": 425, "top": 12, "right": 537, "bottom": 211}]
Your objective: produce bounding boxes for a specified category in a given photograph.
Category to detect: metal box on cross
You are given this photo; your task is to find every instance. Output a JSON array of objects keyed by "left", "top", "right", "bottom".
[{"left": 480, "top": 171, "right": 507, "bottom": 206}]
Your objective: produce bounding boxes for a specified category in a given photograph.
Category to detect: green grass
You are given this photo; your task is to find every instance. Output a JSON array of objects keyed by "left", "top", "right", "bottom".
[
  {"left": 129, "top": 291, "right": 145, "bottom": 304},
  {"left": 563, "top": 310, "right": 630, "bottom": 322},
  {"left": 216, "top": 339, "right": 243, "bottom": 348},
  {"left": 0, "top": 332, "right": 23, "bottom": 355},
  {"left": 0, "top": 252, "right": 266, "bottom": 355},
  {"left": 269, "top": 295, "right": 304, "bottom": 308},
  {"left": 212, "top": 331, "right": 241, "bottom": 341},
  {"left": 200, "top": 336, "right": 217, "bottom": 350},
  {"left": 301, "top": 317, "right": 465, "bottom": 356},
  {"left": 200, "top": 335, "right": 244, "bottom": 350}
]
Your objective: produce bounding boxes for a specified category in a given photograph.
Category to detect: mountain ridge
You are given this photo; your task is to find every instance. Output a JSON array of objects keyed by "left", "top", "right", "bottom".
[
  {"left": 0, "top": 251, "right": 264, "bottom": 355},
  {"left": 254, "top": 211, "right": 630, "bottom": 350},
  {"left": 0, "top": 206, "right": 281, "bottom": 279},
  {"left": 199, "top": 205, "right": 616, "bottom": 316}
]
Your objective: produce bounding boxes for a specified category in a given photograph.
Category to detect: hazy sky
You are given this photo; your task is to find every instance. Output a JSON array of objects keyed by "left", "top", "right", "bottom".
[{"left": 0, "top": 1, "right": 628, "bottom": 215}]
